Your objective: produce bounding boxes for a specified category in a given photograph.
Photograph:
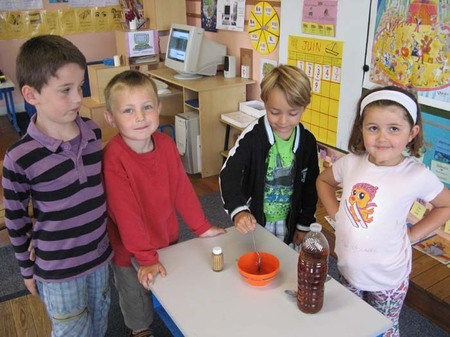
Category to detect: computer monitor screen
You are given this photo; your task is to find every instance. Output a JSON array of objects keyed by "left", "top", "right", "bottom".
[
  {"left": 165, "top": 23, "right": 227, "bottom": 80},
  {"left": 167, "top": 28, "right": 189, "bottom": 63},
  {"left": 134, "top": 33, "right": 149, "bottom": 45}
]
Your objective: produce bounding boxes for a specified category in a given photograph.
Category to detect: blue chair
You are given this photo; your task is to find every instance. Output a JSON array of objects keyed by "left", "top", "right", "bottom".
[{"left": 24, "top": 101, "right": 36, "bottom": 118}]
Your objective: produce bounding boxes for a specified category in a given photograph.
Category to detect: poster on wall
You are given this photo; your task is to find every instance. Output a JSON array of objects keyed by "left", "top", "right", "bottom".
[
  {"left": 62, "top": 0, "right": 119, "bottom": 6},
  {"left": 288, "top": 35, "right": 343, "bottom": 147},
  {"left": 421, "top": 112, "right": 450, "bottom": 189},
  {"left": 201, "top": 0, "right": 217, "bottom": 32},
  {"left": 0, "top": 0, "right": 43, "bottom": 11},
  {"left": 248, "top": 2, "right": 280, "bottom": 54},
  {"left": 301, "top": 0, "right": 338, "bottom": 37},
  {"left": 366, "top": 0, "right": 450, "bottom": 109},
  {"left": 216, "top": 0, "right": 245, "bottom": 31}
]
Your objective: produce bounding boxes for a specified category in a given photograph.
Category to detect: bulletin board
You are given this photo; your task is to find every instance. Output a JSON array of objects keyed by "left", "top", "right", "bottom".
[
  {"left": 279, "top": 0, "right": 372, "bottom": 150},
  {"left": 364, "top": 0, "right": 450, "bottom": 111}
]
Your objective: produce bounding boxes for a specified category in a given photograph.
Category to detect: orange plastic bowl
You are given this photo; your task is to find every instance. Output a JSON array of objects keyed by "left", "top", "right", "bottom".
[{"left": 237, "top": 252, "right": 280, "bottom": 286}]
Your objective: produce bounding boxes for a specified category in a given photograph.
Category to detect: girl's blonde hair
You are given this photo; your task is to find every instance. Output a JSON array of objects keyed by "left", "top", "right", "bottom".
[
  {"left": 260, "top": 64, "right": 311, "bottom": 108},
  {"left": 348, "top": 85, "right": 423, "bottom": 158}
]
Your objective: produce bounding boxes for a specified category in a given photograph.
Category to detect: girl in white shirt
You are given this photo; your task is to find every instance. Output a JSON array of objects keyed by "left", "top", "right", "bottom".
[{"left": 316, "top": 86, "right": 450, "bottom": 337}]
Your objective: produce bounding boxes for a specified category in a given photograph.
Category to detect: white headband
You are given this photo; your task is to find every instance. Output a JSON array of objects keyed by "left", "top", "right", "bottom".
[{"left": 360, "top": 90, "right": 417, "bottom": 123}]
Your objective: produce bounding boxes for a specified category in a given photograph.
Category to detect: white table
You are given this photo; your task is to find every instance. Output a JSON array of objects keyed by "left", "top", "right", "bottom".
[{"left": 150, "top": 226, "right": 392, "bottom": 337}]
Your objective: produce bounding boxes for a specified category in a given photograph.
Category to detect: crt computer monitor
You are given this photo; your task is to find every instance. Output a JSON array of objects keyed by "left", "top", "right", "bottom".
[{"left": 165, "top": 23, "right": 227, "bottom": 80}]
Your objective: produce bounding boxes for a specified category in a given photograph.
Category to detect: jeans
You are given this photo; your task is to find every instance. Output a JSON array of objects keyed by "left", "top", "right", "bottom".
[{"left": 36, "top": 264, "right": 111, "bottom": 337}]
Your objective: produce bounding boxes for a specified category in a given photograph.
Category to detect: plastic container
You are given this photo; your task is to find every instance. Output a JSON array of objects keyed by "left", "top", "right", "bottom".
[
  {"left": 237, "top": 252, "right": 280, "bottom": 286},
  {"left": 212, "top": 246, "right": 224, "bottom": 272},
  {"left": 297, "top": 223, "right": 329, "bottom": 314}
]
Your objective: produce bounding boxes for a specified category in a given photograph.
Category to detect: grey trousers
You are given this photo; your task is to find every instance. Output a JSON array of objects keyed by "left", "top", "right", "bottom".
[{"left": 111, "top": 264, "right": 154, "bottom": 331}]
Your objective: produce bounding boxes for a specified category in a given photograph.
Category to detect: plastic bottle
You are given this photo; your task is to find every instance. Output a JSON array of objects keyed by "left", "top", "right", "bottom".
[
  {"left": 297, "top": 223, "right": 329, "bottom": 313},
  {"left": 211, "top": 246, "right": 224, "bottom": 272}
]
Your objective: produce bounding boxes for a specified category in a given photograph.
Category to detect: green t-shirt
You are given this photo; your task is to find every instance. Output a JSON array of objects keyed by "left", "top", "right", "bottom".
[{"left": 263, "top": 131, "right": 295, "bottom": 222}]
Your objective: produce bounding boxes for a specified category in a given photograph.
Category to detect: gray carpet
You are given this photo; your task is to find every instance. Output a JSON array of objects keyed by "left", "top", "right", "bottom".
[{"left": 0, "top": 193, "right": 448, "bottom": 336}]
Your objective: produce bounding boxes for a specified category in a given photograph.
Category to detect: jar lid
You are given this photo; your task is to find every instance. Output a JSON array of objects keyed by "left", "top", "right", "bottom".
[{"left": 212, "top": 246, "right": 222, "bottom": 254}]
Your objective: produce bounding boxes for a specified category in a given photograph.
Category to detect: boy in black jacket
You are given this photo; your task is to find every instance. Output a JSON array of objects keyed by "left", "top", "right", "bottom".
[{"left": 220, "top": 64, "right": 319, "bottom": 245}]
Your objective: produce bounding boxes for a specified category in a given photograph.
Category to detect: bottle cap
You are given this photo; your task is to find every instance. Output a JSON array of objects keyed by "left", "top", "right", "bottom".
[
  {"left": 212, "top": 246, "right": 222, "bottom": 255},
  {"left": 310, "top": 223, "right": 322, "bottom": 232}
]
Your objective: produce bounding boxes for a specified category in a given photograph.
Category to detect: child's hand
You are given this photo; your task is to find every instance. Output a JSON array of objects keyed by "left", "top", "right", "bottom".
[
  {"left": 137, "top": 263, "right": 167, "bottom": 290},
  {"left": 199, "top": 226, "right": 226, "bottom": 237},
  {"left": 234, "top": 211, "right": 257, "bottom": 234},
  {"left": 293, "top": 230, "right": 307, "bottom": 246},
  {"left": 24, "top": 278, "right": 38, "bottom": 296},
  {"left": 28, "top": 239, "right": 36, "bottom": 262}
]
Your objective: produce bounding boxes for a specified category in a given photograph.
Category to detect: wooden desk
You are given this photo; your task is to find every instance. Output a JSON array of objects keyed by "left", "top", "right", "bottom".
[
  {"left": 148, "top": 67, "right": 256, "bottom": 177},
  {"left": 0, "top": 80, "right": 19, "bottom": 133},
  {"left": 150, "top": 226, "right": 392, "bottom": 337}
]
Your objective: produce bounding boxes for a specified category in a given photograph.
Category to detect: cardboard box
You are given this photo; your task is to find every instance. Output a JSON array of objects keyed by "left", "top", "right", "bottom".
[
  {"left": 239, "top": 100, "right": 266, "bottom": 118},
  {"left": 88, "top": 64, "right": 130, "bottom": 103}
]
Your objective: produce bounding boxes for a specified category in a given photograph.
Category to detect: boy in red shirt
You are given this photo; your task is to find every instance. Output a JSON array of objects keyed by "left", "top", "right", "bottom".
[{"left": 102, "top": 70, "right": 225, "bottom": 337}]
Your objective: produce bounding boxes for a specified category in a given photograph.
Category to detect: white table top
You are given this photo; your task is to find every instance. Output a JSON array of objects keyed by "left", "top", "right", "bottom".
[
  {"left": 0, "top": 79, "right": 15, "bottom": 90},
  {"left": 151, "top": 226, "right": 392, "bottom": 337}
]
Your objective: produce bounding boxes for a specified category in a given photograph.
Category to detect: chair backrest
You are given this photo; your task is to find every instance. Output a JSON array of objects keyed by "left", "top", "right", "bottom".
[{"left": 83, "top": 60, "right": 103, "bottom": 98}]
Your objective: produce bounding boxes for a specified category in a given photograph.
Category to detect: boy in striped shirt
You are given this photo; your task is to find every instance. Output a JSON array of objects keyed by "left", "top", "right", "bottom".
[{"left": 2, "top": 35, "right": 112, "bottom": 337}]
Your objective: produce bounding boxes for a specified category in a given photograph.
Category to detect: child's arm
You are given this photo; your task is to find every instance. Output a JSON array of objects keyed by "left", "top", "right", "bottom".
[
  {"left": 408, "top": 187, "right": 450, "bottom": 243},
  {"left": 137, "top": 263, "right": 167, "bottom": 290},
  {"left": 24, "top": 278, "right": 38, "bottom": 296},
  {"left": 199, "top": 225, "right": 226, "bottom": 237},
  {"left": 232, "top": 210, "right": 257, "bottom": 234},
  {"left": 316, "top": 167, "right": 340, "bottom": 220}
]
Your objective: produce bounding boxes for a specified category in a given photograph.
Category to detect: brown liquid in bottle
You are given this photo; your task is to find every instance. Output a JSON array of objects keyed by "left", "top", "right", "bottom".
[
  {"left": 297, "top": 249, "right": 328, "bottom": 313},
  {"left": 297, "top": 223, "right": 329, "bottom": 314}
]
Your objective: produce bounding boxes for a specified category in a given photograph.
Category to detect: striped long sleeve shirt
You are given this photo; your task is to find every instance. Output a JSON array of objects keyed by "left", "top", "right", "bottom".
[{"left": 2, "top": 115, "right": 112, "bottom": 281}]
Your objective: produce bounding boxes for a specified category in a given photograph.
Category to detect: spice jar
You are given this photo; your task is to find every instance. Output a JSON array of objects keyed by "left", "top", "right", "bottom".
[{"left": 212, "top": 246, "right": 224, "bottom": 272}]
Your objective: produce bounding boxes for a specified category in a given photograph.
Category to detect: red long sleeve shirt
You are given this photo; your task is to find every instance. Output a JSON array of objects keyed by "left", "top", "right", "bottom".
[{"left": 103, "top": 132, "right": 211, "bottom": 267}]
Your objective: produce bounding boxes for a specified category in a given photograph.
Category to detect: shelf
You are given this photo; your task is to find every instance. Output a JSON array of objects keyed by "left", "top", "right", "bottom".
[{"left": 148, "top": 67, "right": 256, "bottom": 177}]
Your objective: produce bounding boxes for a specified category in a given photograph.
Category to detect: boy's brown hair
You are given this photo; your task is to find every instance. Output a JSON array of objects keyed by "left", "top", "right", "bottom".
[
  {"left": 260, "top": 64, "right": 311, "bottom": 108},
  {"left": 16, "top": 35, "right": 86, "bottom": 93}
]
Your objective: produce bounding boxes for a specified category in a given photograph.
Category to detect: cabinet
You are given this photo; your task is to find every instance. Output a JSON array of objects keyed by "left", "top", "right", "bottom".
[
  {"left": 219, "top": 119, "right": 246, "bottom": 159},
  {"left": 143, "top": 0, "right": 187, "bottom": 30},
  {"left": 148, "top": 67, "right": 256, "bottom": 177}
]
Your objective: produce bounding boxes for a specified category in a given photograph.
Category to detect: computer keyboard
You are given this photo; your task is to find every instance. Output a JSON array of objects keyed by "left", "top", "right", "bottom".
[{"left": 152, "top": 78, "right": 169, "bottom": 91}]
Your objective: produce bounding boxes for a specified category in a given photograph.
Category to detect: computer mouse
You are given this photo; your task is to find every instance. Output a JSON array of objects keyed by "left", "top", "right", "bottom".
[{"left": 158, "top": 88, "right": 171, "bottom": 95}]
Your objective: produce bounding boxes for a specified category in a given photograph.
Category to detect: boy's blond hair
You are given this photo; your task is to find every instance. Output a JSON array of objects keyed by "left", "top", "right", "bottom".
[
  {"left": 260, "top": 64, "right": 311, "bottom": 108},
  {"left": 104, "top": 70, "right": 158, "bottom": 112}
]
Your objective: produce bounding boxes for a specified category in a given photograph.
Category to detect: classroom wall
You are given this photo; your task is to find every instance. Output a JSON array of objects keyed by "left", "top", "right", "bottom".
[
  {"left": 0, "top": 0, "right": 281, "bottom": 114},
  {"left": 0, "top": 1, "right": 119, "bottom": 115},
  {"left": 186, "top": 0, "right": 281, "bottom": 100},
  {"left": 0, "top": 32, "right": 117, "bottom": 114}
]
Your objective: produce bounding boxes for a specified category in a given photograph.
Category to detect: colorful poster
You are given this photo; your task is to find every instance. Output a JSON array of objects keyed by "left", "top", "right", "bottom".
[
  {"left": 301, "top": 0, "right": 337, "bottom": 37},
  {"left": 421, "top": 112, "right": 450, "bottom": 189},
  {"left": 248, "top": 2, "right": 280, "bottom": 54},
  {"left": 201, "top": 0, "right": 217, "bottom": 32},
  {"left": 369, "top": 0, "right": 450, "bottom": 107},
  {"left": 288, "top": 36, "right": 343, "bottom": 147}
]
